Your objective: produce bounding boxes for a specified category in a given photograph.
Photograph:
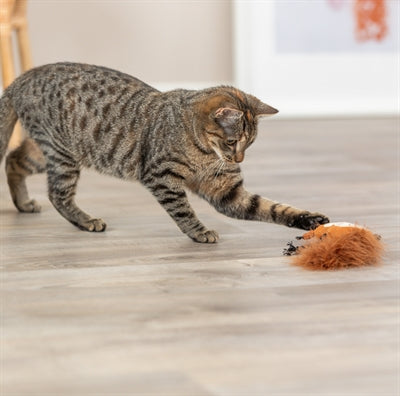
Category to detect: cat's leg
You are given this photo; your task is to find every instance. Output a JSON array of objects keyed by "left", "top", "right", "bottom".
[
  {"left": 209, "top": 181, "right": 329, "bottom": 230},
  {"left": 147, "top": 183, "right": 218, "bottom": 243},
  {"left": 46, "top": 156, "right": 106, "bottom": 232},
  {"left": 6, "top": 138, "right": 46, "bottom": 212}
]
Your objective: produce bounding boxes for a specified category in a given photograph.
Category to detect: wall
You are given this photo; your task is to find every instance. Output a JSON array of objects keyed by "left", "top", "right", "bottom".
[
  {"left": 234, "top": 1, "right": 399, "bottom": 117},
  {"left": 26, "top": 0, "right": 233, "bottom": 88}
]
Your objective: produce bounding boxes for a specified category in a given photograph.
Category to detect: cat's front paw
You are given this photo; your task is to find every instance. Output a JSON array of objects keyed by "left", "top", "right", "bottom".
[
  {"left": 288, "top": 212, "right": 329, "bottom": 230},
  {"left": 77, "top": 218, "right": 107, "bottom": 232},
  {"left": 190, "top": 229, "right": 219, "bottom": 243}
]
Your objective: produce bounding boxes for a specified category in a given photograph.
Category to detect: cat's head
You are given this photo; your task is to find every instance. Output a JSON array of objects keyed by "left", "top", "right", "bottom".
[{"left": 196, "top": 87, "right": 278, "bottom": 163}]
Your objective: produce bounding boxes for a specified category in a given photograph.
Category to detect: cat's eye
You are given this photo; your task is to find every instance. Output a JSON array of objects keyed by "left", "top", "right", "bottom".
[{"left": 226, "top": 139, "right": 236, "bottom": 146}]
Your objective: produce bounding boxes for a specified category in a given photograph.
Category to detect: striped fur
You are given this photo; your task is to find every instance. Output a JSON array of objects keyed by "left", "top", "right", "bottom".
[{"left": 0, "top": 63, "right": 329, "bottom": 242}]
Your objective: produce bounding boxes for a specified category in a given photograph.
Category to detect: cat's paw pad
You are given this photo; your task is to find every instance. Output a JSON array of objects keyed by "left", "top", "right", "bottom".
[
  {"left": 79, "top": 218, "right": 107, "bottom": 232},
  {"left": 17, "top": 199, "right": 41, "bottom": 213},
  {"left": 289, "top": 212, "right": 329, "bottom": 230},
  {"left": 191, "top": 229, "right": 219, "bottom": 243}
]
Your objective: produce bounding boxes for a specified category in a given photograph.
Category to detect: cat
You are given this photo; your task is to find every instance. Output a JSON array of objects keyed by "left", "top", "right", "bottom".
[{"left": 0, "top": 62, "right": 329, "bottom": 243}]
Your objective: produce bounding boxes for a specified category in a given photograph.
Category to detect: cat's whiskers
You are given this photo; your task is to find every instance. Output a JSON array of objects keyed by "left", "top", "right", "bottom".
[
  {"left": 195, "top": 158, "right": 225, "bottom": 183},
  {"left": 214, "top": 159, "right": 226, "bottom": 179}
]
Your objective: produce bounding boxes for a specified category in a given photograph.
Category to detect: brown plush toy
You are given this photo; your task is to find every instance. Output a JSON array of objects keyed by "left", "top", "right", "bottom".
[{"left": 283, "top": 222, "right": 384, "bottom": 270}]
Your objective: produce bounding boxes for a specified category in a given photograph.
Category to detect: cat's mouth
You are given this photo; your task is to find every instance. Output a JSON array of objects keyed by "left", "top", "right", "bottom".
[
  {"left": 222, "top": 151, "right": 245, "bottom": 164},
  {"left": 223, "top": 155, "right": 244, "bottom": 164}
]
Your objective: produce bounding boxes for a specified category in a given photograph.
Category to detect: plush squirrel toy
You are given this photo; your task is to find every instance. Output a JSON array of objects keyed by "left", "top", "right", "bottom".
[{"left": 284, "top": 222, "right": 384, "bottom": 270}]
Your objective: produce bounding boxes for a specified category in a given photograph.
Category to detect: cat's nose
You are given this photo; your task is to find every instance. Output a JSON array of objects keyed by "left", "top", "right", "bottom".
[{"left": 234, "top": 152, "right": 245, "bottom": 163}]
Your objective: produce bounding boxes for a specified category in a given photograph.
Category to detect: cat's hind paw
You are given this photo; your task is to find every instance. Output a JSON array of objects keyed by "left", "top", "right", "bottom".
[
  {"left": 190, "top": 229, "right": 219, "bottom": 243},
  {"left": 16, "top": 199, "right": 41, "bottom": 213}
]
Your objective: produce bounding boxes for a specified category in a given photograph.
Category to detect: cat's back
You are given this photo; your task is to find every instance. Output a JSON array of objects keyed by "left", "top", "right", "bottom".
[
  {"left": 7, "top": 63, "right": 160, "bottom": 144},
  {"left": 7, "top": 63, "right": 157, "bottom": 112}
]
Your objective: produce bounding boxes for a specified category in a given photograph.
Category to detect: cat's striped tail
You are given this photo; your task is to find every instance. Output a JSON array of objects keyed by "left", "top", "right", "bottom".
[{"left": 0, "top": 89, "right": 18, "bottom": 164}]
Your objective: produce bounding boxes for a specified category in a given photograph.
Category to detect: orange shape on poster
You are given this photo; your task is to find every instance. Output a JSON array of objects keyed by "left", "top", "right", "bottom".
[{"left": 354, "top": 0, "right": 388, "bottom": 41}]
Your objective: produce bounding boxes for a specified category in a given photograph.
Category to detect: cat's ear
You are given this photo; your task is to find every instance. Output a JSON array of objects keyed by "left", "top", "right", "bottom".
[
  {"left": 213, "top": 107, "right": 243, "bottom": 128},
  {"left": 250, "top": 96, "right": 279, "bottom": 117},
  {"left": 256, "top": 103, "right": 279, "bottom": 117}
]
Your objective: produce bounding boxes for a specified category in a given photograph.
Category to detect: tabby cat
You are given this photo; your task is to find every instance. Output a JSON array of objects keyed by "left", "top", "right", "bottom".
[{"left": 0, "top": 63, "right": 329, "bottom": 243}]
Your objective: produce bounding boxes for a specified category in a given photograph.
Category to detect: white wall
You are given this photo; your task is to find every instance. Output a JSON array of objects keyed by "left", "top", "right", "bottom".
[
  {"left": 234, "top": 1, "right": 399, "bottom": 117},
  {"left": 26, "top": 1, "right": 233, "bottom": 89}
]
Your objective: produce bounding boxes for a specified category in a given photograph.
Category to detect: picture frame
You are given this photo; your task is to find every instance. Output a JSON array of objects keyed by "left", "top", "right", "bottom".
[{"left": 233, "top": 1, "right": 399, "bottom": 117}]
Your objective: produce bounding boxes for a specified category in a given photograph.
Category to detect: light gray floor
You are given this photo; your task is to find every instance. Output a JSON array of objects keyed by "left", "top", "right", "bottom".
[{"left": 1, "top": 118, "right": 398, "bottom": 395}]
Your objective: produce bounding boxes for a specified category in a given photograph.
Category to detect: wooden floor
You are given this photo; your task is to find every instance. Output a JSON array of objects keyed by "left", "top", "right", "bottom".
[{"left": 1, "top": 118, "right": 399, "bottom": 395}]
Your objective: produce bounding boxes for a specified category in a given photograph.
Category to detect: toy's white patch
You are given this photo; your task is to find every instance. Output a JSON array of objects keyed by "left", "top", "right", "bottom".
[{"left": 322, "top": 222, "right": 364, "bottom": 229}]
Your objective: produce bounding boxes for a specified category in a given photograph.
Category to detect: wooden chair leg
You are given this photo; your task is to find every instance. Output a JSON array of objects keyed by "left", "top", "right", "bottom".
[
  {"left": 15, "top": 0, "right": 31, "bottom": 71},
  {"left": 0, "top": 0, "right": 31, "bottom": 149},
  {"left": 16, "top": 22, "right": 32, "bottom": 71},
  {"left": 0, "top": 21, "right": 15, "bottom": 87},
  {"left": 10, "top": 1, "right": 31, "bottom": 149},
  {"left": 9, "top": 123, "right": 24, "bottom": 149},
  {"left": 0, "top": 20, "right": 23, "bottom": 149}
]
